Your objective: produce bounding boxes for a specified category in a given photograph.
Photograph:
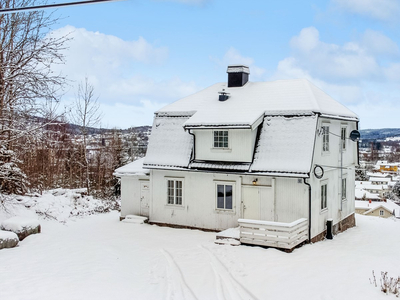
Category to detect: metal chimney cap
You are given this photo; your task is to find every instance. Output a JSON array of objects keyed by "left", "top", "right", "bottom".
[{"left": 227, "top": 65, "right": 250, "bottom": 74}]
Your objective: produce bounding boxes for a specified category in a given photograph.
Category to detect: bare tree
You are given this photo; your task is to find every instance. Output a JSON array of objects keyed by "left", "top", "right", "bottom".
[
  {"left": 0, "top": 0, "right": 69, "bottom": 194},
  {"left": 70, "top": 77, "right": 102, "bottom": 195}
]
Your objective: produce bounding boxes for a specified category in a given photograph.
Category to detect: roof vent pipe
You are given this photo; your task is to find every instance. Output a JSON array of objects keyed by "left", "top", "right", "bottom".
[
  {"left": 218, "top": 90, "right": 230, "bottom": 101},
  {"left": 227, "top": 65, "right": 250, "bottom": 87}
]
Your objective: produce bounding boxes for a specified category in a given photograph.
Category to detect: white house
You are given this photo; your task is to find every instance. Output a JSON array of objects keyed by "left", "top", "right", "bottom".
[{"left": 115, "top": 65, "right": 359, "bottom": 250}]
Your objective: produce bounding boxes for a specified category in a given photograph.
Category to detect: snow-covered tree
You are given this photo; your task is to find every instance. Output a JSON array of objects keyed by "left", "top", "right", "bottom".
[{"left": 0, "top": 145, "right": 28, "bottom": 194}]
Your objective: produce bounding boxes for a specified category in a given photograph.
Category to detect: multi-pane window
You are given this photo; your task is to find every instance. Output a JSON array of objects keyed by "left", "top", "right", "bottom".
[
  {"left": 322, "top": 126, "right": 329, "bottom": 152},
  {"left": 321, "top": 183, "right": 327, "bottom": 210},
  {"left": 341, "top": 178, "right": 347, "bottom": 200},
  {"left": 213, "top": 130, "right": 228, "bottom": 148},
  {"left": 217, "top": 184, "right": 233, "bottom": 210},
  {"left": 167, "top": 180, "right": 183, "bottom": 205},
  {"left": 341, "top": 127, "right": 347, "bottom": 150},
  {"left": 379, "top": 210, "right": 384, "bottom": 216}
]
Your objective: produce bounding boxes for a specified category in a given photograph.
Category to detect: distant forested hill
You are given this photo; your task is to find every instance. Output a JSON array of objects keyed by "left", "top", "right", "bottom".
[{"left": 360, "top": 128, "right": 400, "bottom": 140}]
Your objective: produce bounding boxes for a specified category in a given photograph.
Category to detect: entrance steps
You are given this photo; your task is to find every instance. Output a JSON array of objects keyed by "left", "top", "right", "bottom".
[{"left": 122, "top": 215, "right": 148, "bottom": 224}]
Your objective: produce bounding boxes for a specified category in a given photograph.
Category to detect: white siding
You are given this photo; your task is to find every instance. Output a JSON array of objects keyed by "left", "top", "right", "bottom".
[
  {"left": 193, "top": 129, "right": 257, "bottom": 163},
  {"left": 274, "top": 177, "right": 309, "bottom": 223},
  {"left": 149, "top": 170, "right": 309, "bottom": 230},
  {"left": 309, "top": 117, "right": 357, "bottom": 238},
  {"left": 120, "top": 176, "right": 149, "bottom": 218}
]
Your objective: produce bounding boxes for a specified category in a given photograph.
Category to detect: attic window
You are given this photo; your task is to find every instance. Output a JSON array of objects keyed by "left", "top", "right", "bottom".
[{"left": 213, "top": 130, "right": 228, "bottom": 148}]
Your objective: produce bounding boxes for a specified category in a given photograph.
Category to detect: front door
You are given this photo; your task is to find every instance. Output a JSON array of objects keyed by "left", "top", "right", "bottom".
[
  {"left": 242, "top": 186, "right": 260, "bottom": 220},
  {"left": 140, "top": 182, "right": 150, "bottom": 217},
  {"left": 242, "top": 186, "right": 274, "bottom": 221}
]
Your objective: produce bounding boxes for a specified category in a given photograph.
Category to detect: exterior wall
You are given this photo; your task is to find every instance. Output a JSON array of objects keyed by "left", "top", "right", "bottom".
[
  {"left": 149, "top": 169, "right": 309, "bottom": 231},
  {"left": 193, "top": 129, "right": 257, "bottom": 163},
  {"left": 309, "top": 117, "right": 358, "bottom": 239},
  {"left": 365, "top": 208, "right": 393, "bottom": 218},
  {"left": 274, "top": 178, "right": 309, "bottom": 223},
  {"left": 355, "top": 208, "right": 368, "bottom": 214},
  {"left": 120, "top": 175, "right": 149, "bottom": 218}
]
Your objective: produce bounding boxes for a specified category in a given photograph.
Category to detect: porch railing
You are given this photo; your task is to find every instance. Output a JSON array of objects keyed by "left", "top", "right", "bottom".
[{"left": 238, "top": 218, "right": 308, "bottom": 250}]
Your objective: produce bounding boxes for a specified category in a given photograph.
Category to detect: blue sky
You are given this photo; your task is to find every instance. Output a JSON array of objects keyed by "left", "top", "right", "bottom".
[{"left": 49, "top": 0, "right": 400, "bottom": 129}]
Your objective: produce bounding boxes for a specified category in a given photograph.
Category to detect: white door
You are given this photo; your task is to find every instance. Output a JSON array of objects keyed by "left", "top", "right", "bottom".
[
  {"left": 242, "top": 186, "right": 274, "bottom": 221},
  {"left": 140, "top": 182, "right": 150, "bottom": 217},
  {"left": 242, "top": 186, "right": 260, "bottom": 220}
]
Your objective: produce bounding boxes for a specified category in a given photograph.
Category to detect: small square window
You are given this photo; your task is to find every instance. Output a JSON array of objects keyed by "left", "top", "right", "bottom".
[{"left": 213, "top": 131, "right": 229, "bottom": 148}]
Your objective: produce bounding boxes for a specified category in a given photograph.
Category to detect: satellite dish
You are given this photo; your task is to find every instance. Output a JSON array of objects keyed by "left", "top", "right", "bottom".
[{"left": 349, "top": 130, "right": 360, "bottom": 142}]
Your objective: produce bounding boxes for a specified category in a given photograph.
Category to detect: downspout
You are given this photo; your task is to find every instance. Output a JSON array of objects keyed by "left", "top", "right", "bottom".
[
  {"left": 303, "top": 177, "right": 312, "bottom": 243},
  {"left": 187, "top": 129, "right": 196, "bottom": 167}
]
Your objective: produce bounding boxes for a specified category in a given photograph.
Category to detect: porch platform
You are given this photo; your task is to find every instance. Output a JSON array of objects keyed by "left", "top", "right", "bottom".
[{"left": 238, "top": 218, "right": 308, "bottom": 251}]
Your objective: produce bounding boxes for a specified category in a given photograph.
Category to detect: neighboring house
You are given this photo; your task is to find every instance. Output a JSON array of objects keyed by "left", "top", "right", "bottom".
[
  {"left": 378, "top": 162, "right": 399, "bottom": 173},
  {"left": 115, "top": 65, "right": 359, "bottom": 250},
  {"left": 355, "top": 188, "right": 381, "bottom": 201},
  {"left": 369, "top": 177, "right": 392, "bottom": 186},
  {"left": 355, "top": 181, "right": 388, "bottom": 198},
  {"left": 355, "top": 200, "right": 400, "bottom": 218}
]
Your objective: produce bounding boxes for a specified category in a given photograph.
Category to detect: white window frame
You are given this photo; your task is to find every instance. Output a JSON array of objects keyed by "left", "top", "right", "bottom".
[
  {"left": 322, "top": 125, "right": 330, "bottom": 153},
  {"left": 321, "top": 181, "right": 328, "bottom": 211},
  {"left": 215, "top": 181, "right": 235, "bottom": 211},
  {"left": 213, "top": 130, "right": 229, "bottom": 149},
  {"left": 341, "top": 176, "right": 347, "bottom": 201},
  {"left": 341, "top": 126, "right": 347, "bottom": 151},
  {"left": 379, "top": 209, "right": 384, "bottom": 216},
  {"left": 166, "top": 178, "right": 184, "bottom": 206}
]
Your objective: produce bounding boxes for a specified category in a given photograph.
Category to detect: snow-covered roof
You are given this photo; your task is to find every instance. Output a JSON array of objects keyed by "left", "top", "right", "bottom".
[
  {"left": 190, "top": 161, "right": 251, "bottom": 171},
  {"left": 355, "top": 188, "right": 381, "bottom": 200},
  {"left": 250, "top": 115, "right": 317, "bottom": 174},
  {"left": 355, "top": 200, "right": 400, "bottom": 217},
  {"left": 370, "top": 177, "right": 391, "bottom": 183},
  {"left": 157, "top": 79, "right": 358, "bottom": 128},
  {"left": 355, "top": 183, "right": 387, "bottom": 191},
  {"left": 114, "top": 158, "right": 150, "bottom": 177},
  {"left": 143, "top": 116, "right": 193, "bottom": 168}
]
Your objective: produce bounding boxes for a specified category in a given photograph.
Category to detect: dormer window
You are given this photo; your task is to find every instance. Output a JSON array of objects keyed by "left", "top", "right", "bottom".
[{"left": 213, "top": 130, "right": 228, "bottom": 148}]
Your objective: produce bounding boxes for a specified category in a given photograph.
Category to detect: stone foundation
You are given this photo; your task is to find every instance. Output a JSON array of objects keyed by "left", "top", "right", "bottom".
[{"left": 311, "top": 213, "right": 356, "bottom": 243}]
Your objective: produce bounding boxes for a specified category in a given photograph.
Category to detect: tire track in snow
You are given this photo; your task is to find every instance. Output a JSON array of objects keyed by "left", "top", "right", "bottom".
[
  {"left": 161, "top": 249, "right": 198, "bottom": 300},
  {"left": 201, "top": 246, "right": 258, "bottom": 300}
]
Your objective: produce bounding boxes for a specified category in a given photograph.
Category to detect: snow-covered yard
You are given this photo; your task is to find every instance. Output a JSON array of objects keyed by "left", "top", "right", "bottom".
[{"left": 0, "top": 194, "right": 399, "bottom": 300}]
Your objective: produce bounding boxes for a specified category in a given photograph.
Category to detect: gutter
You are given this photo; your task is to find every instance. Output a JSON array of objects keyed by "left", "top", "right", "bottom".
[
  {"left": 303, "top": 177, "right": 312, "bottom": 243},
  {"left": 187, "top": 129, "right": 196, "bottom": 167}
]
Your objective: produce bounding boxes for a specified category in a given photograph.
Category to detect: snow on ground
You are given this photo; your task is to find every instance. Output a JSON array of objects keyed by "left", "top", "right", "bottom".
[{"left": 0, "top": 195, "right": 399, "bottom": 299}]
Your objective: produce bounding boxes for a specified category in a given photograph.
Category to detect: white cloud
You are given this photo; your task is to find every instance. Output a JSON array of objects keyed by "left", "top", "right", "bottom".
[
  {"left": 49, "top": 26, "right": 199, "bottom": 128},
  {"left": 50, "top": 25, "right": 168, "bottom": 82},
  {"left": 286, "top": 27, "right": 380, "bottom": 82},
  {"left": 272, "top": 27, "right": 400, "bottom": 128},
  {"left": 212, "top": 47, "right": 265, "bottom": 79},
  {"left": 360, "top": 30, "right": 400, "bottom": 57},
  {"left": 332, "top": 0, "right": 400, "bottom": 21}
]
